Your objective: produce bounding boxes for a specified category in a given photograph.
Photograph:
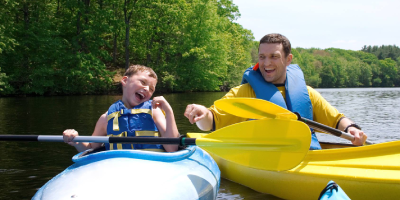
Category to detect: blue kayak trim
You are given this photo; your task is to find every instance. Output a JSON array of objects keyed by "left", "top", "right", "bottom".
[
  {"left": 74, "top": 145, "right": 194, "bottom": 163},
  {"left": 186, "top": 146, "right": 221, "bottom": 185},
  {"left": 68, "top": 146, "right": 220, "bottom": 183}
]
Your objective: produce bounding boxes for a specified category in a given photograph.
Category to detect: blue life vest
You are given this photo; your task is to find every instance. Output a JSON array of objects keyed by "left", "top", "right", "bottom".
[
  {"left": 241, "top": 64, "right": 321, "bottom": 150},
  {"left": 105, "top": 100, "right": 164, "bottom": 151}
]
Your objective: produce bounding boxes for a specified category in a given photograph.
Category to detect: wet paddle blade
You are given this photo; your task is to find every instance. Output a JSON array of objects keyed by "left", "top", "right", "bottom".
[
  {"left": 214, "top": 98, "right": 297, "bottom": 120},
  {"left": 188, "top": 119, "right": 311, "bottom": 171}
]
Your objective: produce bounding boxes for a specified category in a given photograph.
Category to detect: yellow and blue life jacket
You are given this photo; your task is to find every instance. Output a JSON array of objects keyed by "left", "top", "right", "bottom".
[
  {"left": 105, "top": 100, "right": 164, "bottom": 151},
  {"left": 241, "top": 63, "right": 322, "bottom": 150}
]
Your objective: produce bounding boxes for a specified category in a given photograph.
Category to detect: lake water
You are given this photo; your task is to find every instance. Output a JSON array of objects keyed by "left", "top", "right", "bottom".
[{"left": 0, "top": 88, "right": 399, "bottom": 199}]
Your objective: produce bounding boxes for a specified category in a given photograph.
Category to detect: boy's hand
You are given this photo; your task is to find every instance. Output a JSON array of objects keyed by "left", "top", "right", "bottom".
[
  {"left": 63, "top": 129, "right": 79, "bottom": 146},
  {"left": 152, "top": 96, "right": 172, "bottom": 113}
]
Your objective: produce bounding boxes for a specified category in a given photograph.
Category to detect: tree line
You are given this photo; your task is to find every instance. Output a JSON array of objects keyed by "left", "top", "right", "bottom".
[
  {"left": 1, "top": 1, "right": 399, "bottom": 96},
  {"left": 291, "top": 47, "right": 400, "bottom": 88},
  {"left": 361, "top": 45, "right": 400, "bottom": 61},
  {"left": 0, "top": 0, "right": 254, "bottom": 95}
]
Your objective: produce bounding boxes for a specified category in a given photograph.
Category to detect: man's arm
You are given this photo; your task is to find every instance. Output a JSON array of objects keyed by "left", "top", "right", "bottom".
[
  {"left": 184, "top": 84, "right": 256, "bottom": 131},
  {"left": 337, "top": 117, "right": 367, "bottom": 145},
  {"left": 308, "top": 86, "right": 367, "bottom": 145}
]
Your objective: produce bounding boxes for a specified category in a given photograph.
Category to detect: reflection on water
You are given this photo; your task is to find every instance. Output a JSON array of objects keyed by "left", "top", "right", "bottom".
[{"left": 0, "top": 88, "right": 399, "bottom": 199}]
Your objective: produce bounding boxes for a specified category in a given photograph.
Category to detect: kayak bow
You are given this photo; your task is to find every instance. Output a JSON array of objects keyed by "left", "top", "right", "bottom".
[{"left": 32, "top": 146, "right": 221, "bottom": 200}]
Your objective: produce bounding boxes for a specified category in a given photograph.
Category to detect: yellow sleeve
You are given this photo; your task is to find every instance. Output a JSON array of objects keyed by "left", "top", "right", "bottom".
[
  {"left": 308, "top": 86, "right": 345, "bottom": 128},
  {"left": 209, "top": 83, "right": 256, "bottom": 130}
]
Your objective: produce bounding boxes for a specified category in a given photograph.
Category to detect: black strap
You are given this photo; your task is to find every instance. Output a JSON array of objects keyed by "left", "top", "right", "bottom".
[
  {"left": 344, "top": 123, "right": 362, "bottom": 133},
  {"left": 318, "top": 182, "right": 339, "bottom": 200}
]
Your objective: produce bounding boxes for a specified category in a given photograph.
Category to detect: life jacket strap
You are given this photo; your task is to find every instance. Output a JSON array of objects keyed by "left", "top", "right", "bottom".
[
  {"left": 107, "top": 109, "right": 153, "bottom": 131},
  {"left": 135, "top": 131, "right": 160, "bottom": 137},
  {"left": 107, "top": 111, "right": 121, "bottom": 131},
  {"left": 131, "top": 109, "right": 152, "bottom": 115},
  {"left": 108, "top": 131, "right": 127, "bottom": 150},
  {"left": 107, "top": 131, "right": 161, "bottom": 150}
]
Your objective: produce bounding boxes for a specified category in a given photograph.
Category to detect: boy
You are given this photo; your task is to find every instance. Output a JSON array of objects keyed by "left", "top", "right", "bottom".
[{"left": 63, "top": 65, "right": 179, "bottom": 152}]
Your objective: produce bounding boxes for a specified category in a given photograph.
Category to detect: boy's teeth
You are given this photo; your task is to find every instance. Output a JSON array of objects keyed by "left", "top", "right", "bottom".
[{"left": 136, "top": 92, "right": 145, "bottom": 100}]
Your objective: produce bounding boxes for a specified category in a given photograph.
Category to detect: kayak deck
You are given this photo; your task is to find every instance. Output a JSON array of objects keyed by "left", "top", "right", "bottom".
[{"left": 33, "top": 146, "right": 221, "bottom": 200}]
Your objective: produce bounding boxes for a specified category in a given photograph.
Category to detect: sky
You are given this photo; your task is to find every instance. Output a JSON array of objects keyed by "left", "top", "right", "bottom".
[{"left": 232, "top": 0, "right": 400, "bottom": 50}]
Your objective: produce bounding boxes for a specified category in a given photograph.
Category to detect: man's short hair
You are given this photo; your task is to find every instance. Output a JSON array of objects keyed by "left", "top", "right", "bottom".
[
  {"left": 259, "top": 33, "right": 291, "bottom": 57},
  {"left": 124, "top": 65, "right": 157, "bottom": 80}
]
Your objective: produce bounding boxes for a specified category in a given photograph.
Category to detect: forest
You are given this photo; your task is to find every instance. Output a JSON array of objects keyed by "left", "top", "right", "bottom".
[
  {"left": 290, "top": 46, "right": 400, "bottom": 88},
  {"left": 361, "top": 45, "right": 400, "bottom": 61},
  {"left": 1, "top": 0, "right": 399, "bottom": 96}
]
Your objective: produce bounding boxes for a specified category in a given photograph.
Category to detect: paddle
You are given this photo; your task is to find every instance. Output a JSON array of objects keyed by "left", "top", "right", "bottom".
[
  {"left": 0, "top": 118, "right": 311, "bottom": 171},
  {"left": 214, "top": 98, "right": 374, "bottom": 145}
]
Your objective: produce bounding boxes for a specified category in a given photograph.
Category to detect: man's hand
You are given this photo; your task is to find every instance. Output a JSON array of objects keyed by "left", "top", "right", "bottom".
[
  {"left": 184, "top": 104, "right": 213, "bottom": 131},
  {"left": 348, "top": 127, "right": 367, "bottom": 146},
  {"left": 184, "top": 104, "right": 209, "bottom": 124}
]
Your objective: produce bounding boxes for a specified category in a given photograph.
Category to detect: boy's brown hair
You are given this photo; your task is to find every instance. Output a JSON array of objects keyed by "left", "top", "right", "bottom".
[
  {"left": 124, "top": 65, "right": 158, "bottom": 80},
  {"left": 259, "top": 33, "right": 291, "bottom": 58}
]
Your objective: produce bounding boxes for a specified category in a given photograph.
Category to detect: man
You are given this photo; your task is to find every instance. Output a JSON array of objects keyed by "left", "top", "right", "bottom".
[{"left": 184, "top": 33, "right": 367, "bottom": 149}]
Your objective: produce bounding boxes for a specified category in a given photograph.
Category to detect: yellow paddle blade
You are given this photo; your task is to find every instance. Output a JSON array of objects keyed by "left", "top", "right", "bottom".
[
  {"left": 187, "top": 119, "right": 311, "bottom": 171},
  {"left": 214, "top": 98, "right": 297, "bottom": 120}
]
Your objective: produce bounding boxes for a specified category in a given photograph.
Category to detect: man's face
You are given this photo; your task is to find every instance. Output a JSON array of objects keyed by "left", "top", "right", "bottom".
[
  {"left": 258, "top": 43, "right": 292, "bottom": 84},
  {"left": 121, "top": 71, "right": 157, "bottom": 109}
]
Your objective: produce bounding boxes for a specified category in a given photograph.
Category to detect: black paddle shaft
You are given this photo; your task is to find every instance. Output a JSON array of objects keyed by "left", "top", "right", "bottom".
[
  {"left": 294, "top": 112, "right": 374, "bottom": 145},
  {"left": 108, "top": 137, "right": 197, "bottom": 146},
  {"left": 0, "top": 135, "right": 40, "bottom": 141},
  {"left": 0, "top": 135, "right": 197, "bottom": 146},
  {"left": 296, "top": 116, "right": 343, "bottom": 137}
]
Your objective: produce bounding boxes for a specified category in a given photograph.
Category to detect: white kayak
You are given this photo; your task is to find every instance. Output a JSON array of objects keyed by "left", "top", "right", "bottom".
[{"left": 32, "top": 146, "right": 221, "bottom": 200}]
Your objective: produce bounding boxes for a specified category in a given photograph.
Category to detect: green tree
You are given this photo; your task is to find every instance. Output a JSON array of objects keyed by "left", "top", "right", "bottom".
[
  {"left": 319, "top": 64, "right": 336, "bottom": 88},
  {"left": 250, "top": 40, "right": 259, "bottom": 65},
  {"left": 361, "top": 44, "right": 400, "bottom": 61},
  {"left": 0, "top": 66, "right": 12, "bottom": 95},
  {"left": 221, "top": 23, "right": 254, "bottom": 90},
  {"left": 0, "top": 0, "right": 113, "bottom": 95},
  {"left": 292, "top": 48, "right": 321, "bottom": 87},
  {"left": 379, "top": 58, "right": 398, "bottom": 87}
]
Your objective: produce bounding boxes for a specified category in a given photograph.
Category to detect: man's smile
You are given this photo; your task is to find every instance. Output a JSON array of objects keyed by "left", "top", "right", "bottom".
[{"left": 264, "top": 68, "right": 276, "bottom": 74}]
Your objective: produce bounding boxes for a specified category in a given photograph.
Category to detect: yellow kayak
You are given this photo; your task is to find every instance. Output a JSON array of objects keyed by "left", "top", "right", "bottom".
[{"left": 188, "top": 133, "right": 400, "bottom": 200}]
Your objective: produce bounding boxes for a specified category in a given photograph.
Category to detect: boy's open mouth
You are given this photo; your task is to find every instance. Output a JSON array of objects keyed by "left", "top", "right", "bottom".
[{"left": 135, "top": 92, "right": 145, "bottom": 100}]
